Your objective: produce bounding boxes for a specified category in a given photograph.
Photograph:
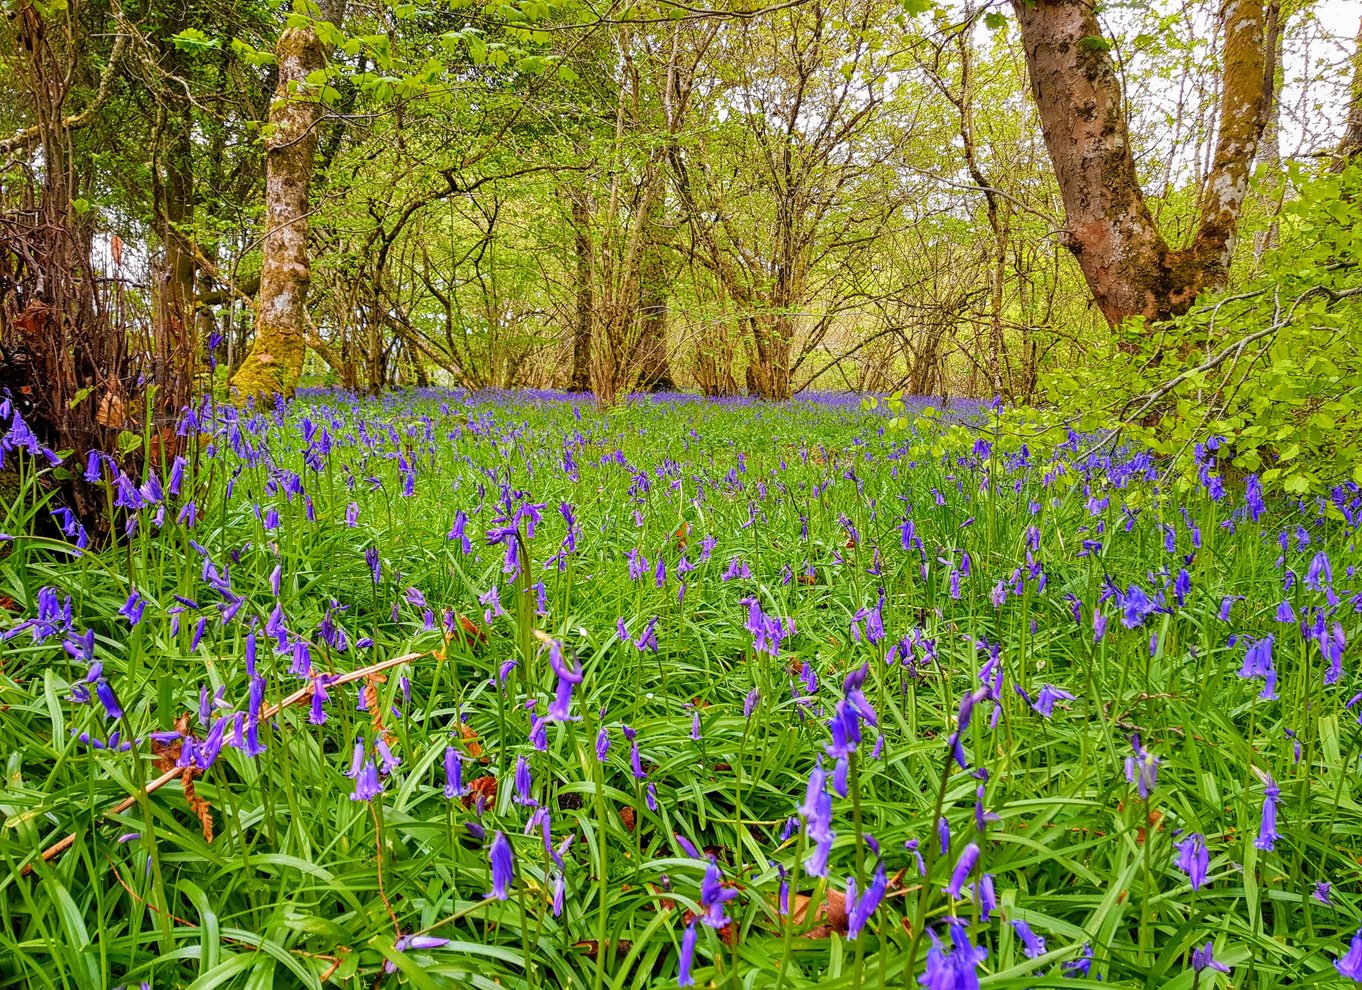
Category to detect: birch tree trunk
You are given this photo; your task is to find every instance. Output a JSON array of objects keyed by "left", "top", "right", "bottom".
[{"left": 229, "top": 2, "right": 339, "bottom": 401}]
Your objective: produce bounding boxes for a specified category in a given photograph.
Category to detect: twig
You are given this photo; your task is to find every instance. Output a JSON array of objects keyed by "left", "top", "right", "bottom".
[{"left": 27, "top": 651, "right": 426, "bottom": 871}]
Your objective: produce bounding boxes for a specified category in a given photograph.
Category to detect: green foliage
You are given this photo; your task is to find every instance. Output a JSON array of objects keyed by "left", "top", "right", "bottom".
[{"left": 1045, "top": 163, "right": 1362, "bottom": 496}]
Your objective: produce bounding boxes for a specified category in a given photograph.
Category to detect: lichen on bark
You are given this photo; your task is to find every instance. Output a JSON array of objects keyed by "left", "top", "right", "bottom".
[
  {"left": 228, "top": 21, "right": 329, "bottom": 403},
  {"left": 1012, "top": 0, "right": 1270, "bottom": 326}
]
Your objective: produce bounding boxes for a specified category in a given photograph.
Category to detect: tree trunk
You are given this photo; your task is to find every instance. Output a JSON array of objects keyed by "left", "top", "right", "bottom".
[
  {"left": 635, "top": 207, "right": 673, "bottom": 391},
  {"left": 155, "top": 100, "right": 196, "bottom": 414},
  {"left": 1336, "top": 14, "right": 1362, "bottom": 168},
  {"left": 1012, "top": 0, "right": 1270, "bottom": 325},
  {"left": 569, "top": 189, "right": 593, "bottom": 391},
  {"left": 1253, "top": 2, "right": 1284, "bottom": 264},
  {"left": 229, "top": 3, "right": 338, "bottom": 402}
]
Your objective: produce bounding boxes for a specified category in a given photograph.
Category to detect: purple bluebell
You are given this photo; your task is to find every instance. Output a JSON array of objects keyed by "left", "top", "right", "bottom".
[
  {"left": 547, "top": 640, "right": 583, "bottom": 721},
  {"left": 976, "top": 873, "right": 996, "bottom": 921},
  {"left": 1063, "top": 942, "right": 1094, "bottom": 978},
  {"left": 443, "top": 746, "right": 466, "bottom": 798},
  {"left": 1192, "top": 943, "right": 1229, "bottom": 974},
  {"left": 918, "top": 923, "right": 986, "bottom": 990},
  {"left": 350, "top": 760, "right": 382, "bottom": 801},
  {"left": 847, "top": 861, "right": 887, "bottom": 939},
  {"left": 309, "top": 674, "right": 331, "bottom": 725},
  {"left": 904, "top": 838, "right": 925, "bottom": 875},
  {"left": 1125, "top": 735, "right": 1158, "bottom": 799},
  {"left": 375, "top": 737, "right": 401, "bottom": 775},
  {"left": 1121, "top": 585, "right": 1155, "bottom": 628},
  {"left": 635, "top": 617, "right": 659, "bottom": 653},
  {"left": 946, "top": 842, "right": 979, "bottom": 899},
  {"left": 1031, "top": 684, "right": 1075, "bottom": 718},
  {"left": 488, "top": 831, "right": 514, "bottom": 900},
  {"left": 678, "top": 919, "right": 698, "bottom": 987},
  {"left": 514, "top": 755, "right": 535, "bottom": 806},
  {"left": 95, "top": 678, "right": 123, "bottom": 720},
  {"left": 1254, "top": 774, "right": 1281, "bottom": 851},
  {"left": 699, "top": 859, "right": 738, "bottom": 928},
  {"left": 1011, "top": 919, "right": 1046, "bottom": 958},
  {"left": 1174, "top": 833, "right": 1208, "bottom": 889},
  {"left": 119, "top": 591, "right": 145, "bottom": 627}
]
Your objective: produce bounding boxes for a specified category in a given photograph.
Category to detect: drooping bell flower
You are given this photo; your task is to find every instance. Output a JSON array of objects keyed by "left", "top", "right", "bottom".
[
  {"left": 376, "top": 737, "right": 401, "bottom": 775},
  {"left": 1238, "top": 634, "right": 1277, "bottom": 699},
  {"left": 443, "top": 746, "right": 466, "bottom": 798},
  {"left": 1030, "top": 684, "right": 1075, "bottom": 719},
  {"left": 1254, "top": 773, "right": 1281, "bottom": 851},
  {"left": 946, "top": 842, "right": 979, "bottom": 899},
  {"left": 919, "top": 922, "right": 987, "bottom": 990},
  {"left": 119, "top": 591, "right": 145, "bottom": 628},
  {"left": 487, "top": 831, "right": 514, "bottom": 900},
  {"left": 95, "top": 678, "right": 123, "bottom": 720},
  {"left": 309, "top": 674, "right": 331, "bottom": 725},
  {"left": 846, "top": 861, "right": 887, "bottom": 939},
  {"left": 1062, "top": 942, "right": 1094, "bottom": 978},
  {"left": 384, "top": 935, "right": 452, "bottom": 974},
  {"left": 350, "top": 760, "right": 382, "bottom": 801},
  {"left": 1174, "top": 833, "right": 1209, "bottom": 890},
  {"left": 678, "top": 919, "right": 698, "bottom": 987},
  {"left": 1125, "top": 734, "right": 1158, "bottom": 799},
  {"left": 1121, "top": 585, "right": 1156, "bottom": 628},
  {"left": 514, "top": 755, "right": 535, "bottom": 806},
  {"left": 698, "top": 859, "right": 739, "bottom": 929},
  {"left": 547, "top": 640, "right": 583, "bottom": 721},
  {"left": 1191, "top": 942, "right": 1230, "bottom": 974},
  {"left": 634, "top": 617, "right": 659, "bottom": 654},
  {"left": 1011, "top": 919, "right": 1046, "bottom": 958}
]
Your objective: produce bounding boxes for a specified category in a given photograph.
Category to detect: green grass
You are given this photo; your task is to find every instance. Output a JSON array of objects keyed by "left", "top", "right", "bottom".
[{"left": 0, "top": 389, "right": 1358, "bottom": 988}]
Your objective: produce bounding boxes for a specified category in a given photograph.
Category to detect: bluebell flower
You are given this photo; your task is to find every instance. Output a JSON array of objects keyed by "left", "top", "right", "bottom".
[
  {"left": 1254, "top": 773, "right": 1281, "bottom": 851},
  {"left": 488, "top": 830, "right": 514, "bottom": 900},
  {"left": 1011, "top": 919, "right": 1046, "bottom": 958},
  {"left": 547, "top": 640, "right": 583, "bottom": 721},
  {"left": 699, "top": 859, "right": 738, "bottom": 928},
  {"left": 946, "top": 842, "right": 979, "bottom": 899},
  {"left": 443, "top": 746, "right": 466, "bottom": 798},
  {"left": 847, "top": 861, "right": 887, "bottom": 939},
  {"left": 1174, "top": 833, "right": 1208, "bottom": 889},
  {"left": 514, "top": 755, "right": 535, "bottom": 806},
  {"left": 1192, "top": 942, "right": 1229, "bottom": 974},
  {"left": 1031, "top": 684, "right": 1075, "bottom": 718},
  {"left": 678, "top": 919, "right": 698, "bottom": 987}
]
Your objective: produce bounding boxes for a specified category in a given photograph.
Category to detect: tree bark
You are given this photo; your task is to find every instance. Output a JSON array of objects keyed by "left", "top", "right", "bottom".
[
  {"left": 1012, "top": 0, "right": 1270, "bottom": 325},
  {"left": 229, "top": 4, "right": 337, "bottom": 402},
  {"left": 1336, "top": 14, "right": 1362, "bottom": 168},
  {"left": 569, "top": 189, "right": 592, "bottom": 391}
]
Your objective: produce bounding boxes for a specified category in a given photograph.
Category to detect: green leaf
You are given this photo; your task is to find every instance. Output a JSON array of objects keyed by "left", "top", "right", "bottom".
[{"left": 169, "top": 27, "right": 221, "bottom": 52}]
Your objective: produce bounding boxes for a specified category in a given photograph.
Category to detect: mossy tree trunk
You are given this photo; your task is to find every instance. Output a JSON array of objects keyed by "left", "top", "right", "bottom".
[
  {"left": 229, "top": 2, "right": 340, "bottom": 402},
  {"left": 1012, "top": 0, "right": 1270, "bottom": 325}
]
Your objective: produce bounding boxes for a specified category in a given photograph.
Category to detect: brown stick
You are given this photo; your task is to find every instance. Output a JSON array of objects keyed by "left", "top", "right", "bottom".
[{"left": 27, "top": 651, "right": 427, "bottom": 871}]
